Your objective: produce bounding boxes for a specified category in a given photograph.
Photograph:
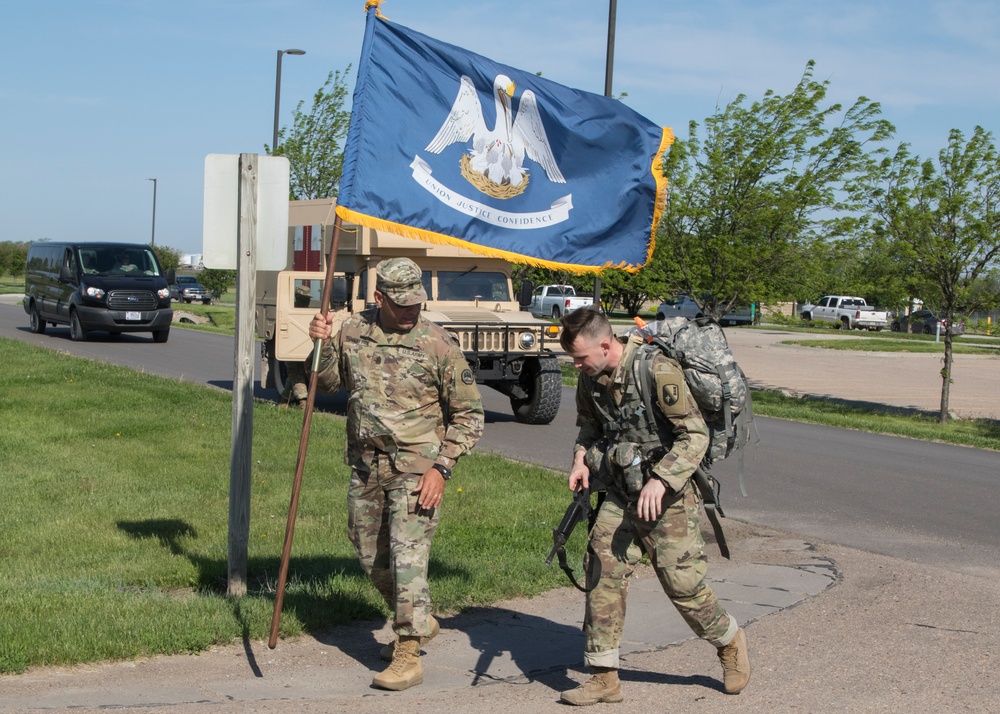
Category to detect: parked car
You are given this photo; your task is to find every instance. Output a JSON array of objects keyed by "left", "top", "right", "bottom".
[
  {"left": 170, "top": 275, "right": 212, "bottom": 304},
  {"left": 891, "top": 309, "right": 965, "bottom": 335},
  {"left": 655, "top": 295, "right": 755, "bottom": 326}
]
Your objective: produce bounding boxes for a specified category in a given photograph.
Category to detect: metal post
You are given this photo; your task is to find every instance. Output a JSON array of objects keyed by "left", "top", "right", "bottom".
[
  {"left": 272, "top": 49, "right": 306, "bottom": 152},
  {"left": 146, "top": 178, "right": 157, "bottom": 246}
]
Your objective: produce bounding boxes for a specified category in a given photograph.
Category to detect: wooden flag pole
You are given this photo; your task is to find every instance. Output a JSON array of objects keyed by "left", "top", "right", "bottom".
[{"left": 268, "top": 214, "right": 344, "bottom": 649}]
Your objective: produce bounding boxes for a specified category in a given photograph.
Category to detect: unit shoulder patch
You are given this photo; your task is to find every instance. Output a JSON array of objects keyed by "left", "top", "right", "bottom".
[{"left": 652, "top": 363, "right": 688, "bottom": 417}]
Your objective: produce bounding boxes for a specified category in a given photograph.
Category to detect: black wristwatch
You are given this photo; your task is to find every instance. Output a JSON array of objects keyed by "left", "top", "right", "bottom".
[{"left": 431, "top": 463, "right": 452, "bottom": 480}]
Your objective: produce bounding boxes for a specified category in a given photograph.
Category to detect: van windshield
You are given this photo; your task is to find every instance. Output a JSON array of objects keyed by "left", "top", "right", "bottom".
[{"left": 79, "top": 247, "right": 161, "bottom": 277}]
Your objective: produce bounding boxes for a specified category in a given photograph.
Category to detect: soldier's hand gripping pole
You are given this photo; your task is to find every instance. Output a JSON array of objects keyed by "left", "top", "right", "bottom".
[{"left": 268, "top": 215, "right": 343, "bottom": 649}]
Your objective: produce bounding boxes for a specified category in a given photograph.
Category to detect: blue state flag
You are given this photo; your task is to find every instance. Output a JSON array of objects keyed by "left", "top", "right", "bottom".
[{"left": 336, "top": 4, "right": 673, "bottom": 273}]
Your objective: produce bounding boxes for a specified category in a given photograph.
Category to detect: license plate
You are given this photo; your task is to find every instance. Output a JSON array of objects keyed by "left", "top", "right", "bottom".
[{"left": 125, "top": 311, "right": 142, "bottom": 321}]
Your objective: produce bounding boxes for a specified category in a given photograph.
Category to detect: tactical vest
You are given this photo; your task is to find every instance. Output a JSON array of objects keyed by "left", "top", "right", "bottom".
[
  {"left": 583, "top": 340, "right": 678, "bottom": 497},
  {"left": 591, "top": 341, "right": 672, "bottom": 448}
]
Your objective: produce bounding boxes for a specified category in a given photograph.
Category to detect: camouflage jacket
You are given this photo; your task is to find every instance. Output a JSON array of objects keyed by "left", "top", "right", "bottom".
[
  {"left": 313, "top": 309, "right": 484, "bottom": 475},
  {"left": 574, "top": 334, "right": 709, "bottom": 494}
]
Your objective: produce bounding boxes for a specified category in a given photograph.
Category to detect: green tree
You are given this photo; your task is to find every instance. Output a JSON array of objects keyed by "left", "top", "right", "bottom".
[
  {"left": 199, "top": 268, "right": 237, "bottom": 299},
  {"left": 152, "top": 245, "right": 181, "bottom": 272},
  {"left": 268, "top": 67, "right": 352, "bottom": 200},
  {"left": 597, "top": 260, "right": 670, "bottom": 317},
  {"left": 659, "top": 61, "right": 895, "bottom": 317},
  {"left": 850, "top": 126, "right": 1000, "bottom": 423},
  {"left": 963, "top": 268, "right": 1000, "bottom": 315},
  {"left": 0, "top": 241, "right": 29, "bottom": 277}
]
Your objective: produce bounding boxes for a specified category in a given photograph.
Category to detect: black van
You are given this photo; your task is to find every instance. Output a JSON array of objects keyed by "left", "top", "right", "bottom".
[{"left": 24, "top": 242, "right": 175, "bottom": 342}]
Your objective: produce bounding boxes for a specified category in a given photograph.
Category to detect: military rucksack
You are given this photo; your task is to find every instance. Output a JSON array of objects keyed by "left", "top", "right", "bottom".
[{"left": 630, "top": 316, "right": 754, "bottom": 469}]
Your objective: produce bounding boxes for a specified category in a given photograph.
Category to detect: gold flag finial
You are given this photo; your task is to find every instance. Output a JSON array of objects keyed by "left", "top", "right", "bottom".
[{"left": 364, "top": 0, "right": 387, "bottom": 18}]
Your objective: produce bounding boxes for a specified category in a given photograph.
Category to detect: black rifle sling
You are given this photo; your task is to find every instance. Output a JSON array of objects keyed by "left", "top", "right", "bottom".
[
  {"left": 694, "top": 467, "right": 730, "bottom": 559},
  {"left": 555, "top": 541, "right": 600, "bottom": 593}
]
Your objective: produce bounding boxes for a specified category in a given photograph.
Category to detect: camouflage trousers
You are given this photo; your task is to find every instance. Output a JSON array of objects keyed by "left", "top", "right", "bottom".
[
  {"left": 582, "top": 482, "right": 737, "bottom": 668},
  {"left": 347, "top": 449, "right": 440, "bottom": 638}
]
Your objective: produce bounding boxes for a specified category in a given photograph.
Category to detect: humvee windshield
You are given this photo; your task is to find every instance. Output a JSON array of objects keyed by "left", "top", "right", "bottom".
[{"left": 437, "top": 271, "right": 510, "bottom": 301}]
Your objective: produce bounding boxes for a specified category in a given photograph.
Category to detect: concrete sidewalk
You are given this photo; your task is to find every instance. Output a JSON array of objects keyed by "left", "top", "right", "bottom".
[
  {"left": 0, "top": 529, "right": 836, "bottom": 712},
  {"left": 6, "top": 525, "right": 997, "bottom": 714}
]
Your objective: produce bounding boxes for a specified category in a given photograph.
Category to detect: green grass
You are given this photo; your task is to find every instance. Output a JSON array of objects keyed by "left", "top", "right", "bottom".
[
  {"left": 781, "top": 336, "right": 1000, "bottom": 354},
  {"left": 0, "top": 338, "right": 579, "bottom": 674},
  {"left": 1, "top": 275, "right": 23, "bottom": 295},
  {"left": 169, "top": 302, "right": 236, "bottom": 334},
  {"left": 750, "top": 389, "right": 1000, "bottom": 450}
]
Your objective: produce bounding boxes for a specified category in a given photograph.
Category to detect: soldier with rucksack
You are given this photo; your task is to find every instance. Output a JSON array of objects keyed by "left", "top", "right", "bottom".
[{"left": 557, "top": 308, "right": 751, "bottom": 705}]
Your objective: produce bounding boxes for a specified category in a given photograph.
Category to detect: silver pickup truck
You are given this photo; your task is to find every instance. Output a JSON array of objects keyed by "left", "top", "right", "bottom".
[{"left": 527, "top": 284, "right": 594, "bottom": 319}]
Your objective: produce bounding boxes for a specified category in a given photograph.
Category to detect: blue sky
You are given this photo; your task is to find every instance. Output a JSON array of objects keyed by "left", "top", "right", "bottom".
[{"left": 5, "top": 0, "right": 998, "bottom": 255}]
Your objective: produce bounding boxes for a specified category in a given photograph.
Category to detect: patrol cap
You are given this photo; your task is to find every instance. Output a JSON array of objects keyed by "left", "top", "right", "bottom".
[{"left": 375, "top": 257, "right": 427, "bottom": 306}]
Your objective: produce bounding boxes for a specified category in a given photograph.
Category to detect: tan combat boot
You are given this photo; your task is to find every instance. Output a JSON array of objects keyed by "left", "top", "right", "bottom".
[
  {"left": 379, "top": 615, "right": 440, "bottom": 662},
  {"left": 560, "top": 667, "right": 623, "bottom": 705},
  {"left": 372, "top": 636, "right": 422, "bottom": 691},
  {"left": 717, "top": 627, "right": 751, "bottom": 694}
]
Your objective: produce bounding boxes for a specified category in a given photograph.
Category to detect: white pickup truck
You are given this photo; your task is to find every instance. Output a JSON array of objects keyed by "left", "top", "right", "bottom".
[
  {"left": 800, "top": 295, "right": 889, "bottom": 331},
  {"left": 527, "top": 284, "right": 594, "bottom": 319}
]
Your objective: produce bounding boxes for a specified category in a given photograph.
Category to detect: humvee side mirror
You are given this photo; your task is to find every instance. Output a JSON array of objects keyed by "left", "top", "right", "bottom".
[
  {"left": 518, "top": 280, "right": 533, "bottom": 307},
  {"left": 330, "top": 276, "right": 348, "bottom": 306}
]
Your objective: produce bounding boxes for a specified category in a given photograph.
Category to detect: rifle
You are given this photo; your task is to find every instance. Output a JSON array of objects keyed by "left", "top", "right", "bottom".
[{"left": 546, "top": 485, "right": 600, "bottom": 592}]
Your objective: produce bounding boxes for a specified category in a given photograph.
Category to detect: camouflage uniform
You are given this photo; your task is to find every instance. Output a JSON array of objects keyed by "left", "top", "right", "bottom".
[
  {"left": 574, "top": 334, "right": 738, "bottom": 669},
  {"left": 312, "top": 259, "right": 484, "bottom": 638}
]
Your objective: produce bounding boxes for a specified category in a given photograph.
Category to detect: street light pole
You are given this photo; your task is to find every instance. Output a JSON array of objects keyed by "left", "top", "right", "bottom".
[
  {"left": 146, "top": 178, "right": 157, "bottom": 246},
  {"left": 604, "top": 0, "right": 617, "bottom": 98},
  {"left": 272, "top": 48, "right": 306, "bottom": 151}
]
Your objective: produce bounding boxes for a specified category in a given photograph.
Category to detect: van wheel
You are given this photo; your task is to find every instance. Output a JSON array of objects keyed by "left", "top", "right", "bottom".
[
  {"left": 70, "top": 310, "right": 88, "bottom": 341},
  {"left": 29, "top": 304, "right": 46, "bottom": 334},
  {"left": 152, "top": 328, "right": 170, "bottom": 343}
]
